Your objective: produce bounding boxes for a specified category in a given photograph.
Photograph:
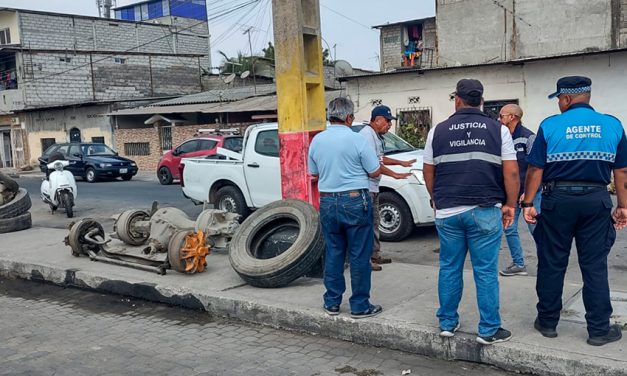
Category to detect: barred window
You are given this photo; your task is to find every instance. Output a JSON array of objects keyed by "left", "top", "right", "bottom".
[{"left": 124, "top": 142, "right": 150, "bottom": 156}]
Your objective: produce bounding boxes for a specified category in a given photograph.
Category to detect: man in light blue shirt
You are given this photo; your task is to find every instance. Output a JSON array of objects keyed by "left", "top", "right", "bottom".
[{"left": 308, "top": 97, "right": 382, "bottom": 319}]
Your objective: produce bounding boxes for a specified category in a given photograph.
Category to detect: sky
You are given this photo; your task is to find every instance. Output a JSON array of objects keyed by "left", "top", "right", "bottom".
[{"left": 0, "top": 0, "right": 435, "bottom": 71}]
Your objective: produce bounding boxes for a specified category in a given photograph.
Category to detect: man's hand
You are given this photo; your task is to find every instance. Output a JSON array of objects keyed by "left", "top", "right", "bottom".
[
  {"left": 502, "top": 205, "right": 515, "bottom": 229},
  {"left": 612, "top": 207, "right": 627, "bottom": 230},
  {"left": 523, "top": 206, "right": 538, "bottom": 224},
  {"left": 399, "top": 159, "right": 417, "bottom": 168},
  {"left": 392, "top": 172, "right": 412, "bottom": 179}
]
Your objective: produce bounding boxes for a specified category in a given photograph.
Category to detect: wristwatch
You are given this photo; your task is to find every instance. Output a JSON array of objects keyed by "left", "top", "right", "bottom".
[{"left": 520, "top": 202, "right": 534, "bottom": 208}]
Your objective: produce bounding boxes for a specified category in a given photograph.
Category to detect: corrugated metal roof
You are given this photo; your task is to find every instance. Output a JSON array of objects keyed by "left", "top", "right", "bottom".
[
  {"left": 108, "top": 91, "right": 344, "bottom": 117},
  {"left": 151, "top": 84, "right": 277, "bottom": 106},
  {"left": 372, "top": 17, "right": 436, "bottom": 29}
]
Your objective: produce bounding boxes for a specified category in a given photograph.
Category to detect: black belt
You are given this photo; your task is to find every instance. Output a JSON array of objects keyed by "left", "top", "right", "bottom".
[
  {"left": 543, "top": 180, "right": 607, "bottom": 193},
  {"left": 553, "top": 181, "right": 606, "bottom": 188},
  {"left": 319, "top": 189, "right": 368, "bottom": 197}
]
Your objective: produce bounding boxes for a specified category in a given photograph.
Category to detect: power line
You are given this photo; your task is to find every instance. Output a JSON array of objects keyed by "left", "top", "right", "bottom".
[
  {"left": 320, "top": 4, "right": 377, "bottom": 32},
  {"left": 20, "top": 0, "right": 260, "bottom": 84},
  {"left": 491, "top": 0, "right": 532, "bottom": 27}
]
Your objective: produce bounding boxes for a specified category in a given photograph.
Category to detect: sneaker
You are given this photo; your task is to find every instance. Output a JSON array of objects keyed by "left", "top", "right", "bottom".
[
  {"left": 372, "top": 256, "right": 392, "bottom": 264},
  {"left": 476, "top": 328, "right": 512, "bottom": 345},
  {"left": 499, "top": 263, "right": 528, "bottom": 276},
  {"left": 323, "top": 305, "right": 340, "bottom": 316},
  {"left": 587, "top": 324, "right": 622, "bottom": 346},
  {"left": 534, "top": 318, "right": 558, "bottom": 338},
  {"left": 351, "top": 304, "right": 383, "bottom": 319},
  {"left": 439, "top": 321, "right": 461, "bottom": 337}
]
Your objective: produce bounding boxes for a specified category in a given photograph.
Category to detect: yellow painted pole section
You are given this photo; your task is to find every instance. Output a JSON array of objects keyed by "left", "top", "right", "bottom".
[{"left": 272, "top": 0, "right": 326, "bottom": 133}]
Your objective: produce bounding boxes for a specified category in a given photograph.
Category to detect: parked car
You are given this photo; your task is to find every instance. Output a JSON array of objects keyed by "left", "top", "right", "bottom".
[
  {"left": 157, "top": 134, "right": 243, "bottom": 185},
  {"left": 38, "top": 143, "right": 138, "bottom": 183},
  {"left": 180, "top": 122, "right": 434, "bottom": 242}
]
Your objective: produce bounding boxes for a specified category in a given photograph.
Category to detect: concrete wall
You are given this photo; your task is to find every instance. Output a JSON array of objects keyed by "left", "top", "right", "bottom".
[
  {"left": 11, "top": 51, "right": 202, "bottom": 110},
  {"left": 20, "top": 105, "right": 113, "bottom": 164},
  {"left": 345, "top": 51, "right": 627, "bottom": 135},
  {"left": 0, "top": 11, "right": 20, "bottom": 44},
  {"left": 16, "top": 12, "right": 208, "bottom": 57},
  {"left": 436, "top": 0, "right": 614, "bottom": 66},
  {"left": 379, "top": 18, "right": 437, "bottom": 72}
]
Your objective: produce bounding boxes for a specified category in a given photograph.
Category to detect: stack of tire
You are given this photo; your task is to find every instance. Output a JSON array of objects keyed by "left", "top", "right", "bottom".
[{"left": 0, "top": 172, "right": 32, "bottom": 234}]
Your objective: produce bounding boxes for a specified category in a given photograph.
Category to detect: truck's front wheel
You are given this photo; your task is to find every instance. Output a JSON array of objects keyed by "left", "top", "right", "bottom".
[
  {"left": 215, "top": 186, "right": 251, "bottom": 221},
  {"left": 378, "top": 191, "right": 414, "bottom": 242}
]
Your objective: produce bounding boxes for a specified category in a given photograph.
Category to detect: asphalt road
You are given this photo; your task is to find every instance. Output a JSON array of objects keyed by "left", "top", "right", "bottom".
[
  {"left": 16, "top": 174, "right": 204, "bottom": 230},
  {"left": 0, "top": 277, "right": 515, "bottom": 376}
]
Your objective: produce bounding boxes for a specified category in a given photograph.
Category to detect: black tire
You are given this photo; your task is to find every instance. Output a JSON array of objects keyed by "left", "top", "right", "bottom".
[
  {"left": 215, "top": 185, "right": 251, "bottom": 220},
  {"left": 378, "top": 191, "right": 414, "bottom": 242},
  {"left": 0, "top": 171, "right": 18, "bottom": 192},
  {"left": 158, "top": 167, "right": 173, "bottom": 185},
  {"left": 0, "top": 211, "right": 32, "bottom": 234},
  {"left": 85, "top": 167, "right": 97, "bottom": 183},
  {"left": 229, "top": 199, "right": 325, "bottom": 288},
  {"left": 121, "top": 174, "right": 133, "bottom": 181},
  {"left": 0, "top": 188, "right": 32, "bottom": 219},
  {"left": 60, "top": 191, "right": 74, "bottom": 218}
]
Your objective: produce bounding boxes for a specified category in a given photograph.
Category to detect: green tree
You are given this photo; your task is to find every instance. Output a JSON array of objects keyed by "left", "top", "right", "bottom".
[
  {"left": 218, "top": 50, "right": 254, "bottom": 74},
  {"left": 262, "top": 42, "right": 275, "bottom": 60}
]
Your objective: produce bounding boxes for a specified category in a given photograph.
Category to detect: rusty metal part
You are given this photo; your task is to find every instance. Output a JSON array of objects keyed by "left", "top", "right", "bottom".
[
  {"left": 87, "top": 249, "right": 167, "bottom": 275},
  {"left": 168, "top": 230, "right": 210, "bottom": 274},
  {"left": 114, "top": 209, "right": 151, "bottom": 246},
  {"left": 65, "top": 218, "right": 105, "bottom": 257}
]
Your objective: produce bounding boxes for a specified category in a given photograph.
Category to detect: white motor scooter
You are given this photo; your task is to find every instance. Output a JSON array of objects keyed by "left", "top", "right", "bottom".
[{"left": 41, "top": 160, "right": 77, "bottom": 218}]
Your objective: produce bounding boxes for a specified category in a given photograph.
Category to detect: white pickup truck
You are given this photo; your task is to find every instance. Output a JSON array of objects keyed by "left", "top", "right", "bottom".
[{"left": 180, "top": 122, "right": 434, "bottom": 241}]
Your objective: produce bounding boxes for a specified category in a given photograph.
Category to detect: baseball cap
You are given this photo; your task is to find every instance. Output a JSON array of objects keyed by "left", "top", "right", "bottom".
[
  {"left": 454, "top": 79, "right": 484, "bottom": 100},
  {"left": 548, "top": 76, "right": 592, "bottom": 99},
  {"left": 371, "top": 105, "right": 397, "bottom": 120}
]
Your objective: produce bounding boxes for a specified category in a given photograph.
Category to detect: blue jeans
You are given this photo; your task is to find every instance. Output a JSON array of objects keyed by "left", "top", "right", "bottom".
[
  {"left": 504, "top": 193, "right": 542, "bottom": 266},
  {"left": 436, "top": 207, "right": 503, "bottom": 337},
  {"left": 320, "top": 191, "right": 374, "bottom": 313}
]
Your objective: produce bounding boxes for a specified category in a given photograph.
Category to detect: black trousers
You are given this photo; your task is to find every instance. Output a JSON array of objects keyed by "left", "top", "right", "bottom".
[{"left": 533, "top": 187, "right": 616, "bottom": 337}]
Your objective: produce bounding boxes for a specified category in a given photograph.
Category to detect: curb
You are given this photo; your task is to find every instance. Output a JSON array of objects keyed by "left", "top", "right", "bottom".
[{"left": 1, "top": 258, "right": 625, "bottom": 376}]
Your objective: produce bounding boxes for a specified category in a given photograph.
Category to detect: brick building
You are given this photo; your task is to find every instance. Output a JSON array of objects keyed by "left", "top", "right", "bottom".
[{"left": 0, "top": 2, "right": 209, "bottom": 169}]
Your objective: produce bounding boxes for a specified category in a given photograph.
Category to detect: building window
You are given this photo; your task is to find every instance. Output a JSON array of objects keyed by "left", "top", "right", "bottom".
[
  {"left": 124, "top": 142, "right": 150, "bottom": 156},
  {"left": 396, "top": 107, "right": 432, "bottom": 148},
  {"left": 59, "top": 57, "right": 72, "bottom": 63},
  {"left": 483, "top": 99, "right": 519, "bottom": 121},
  {"left": 160, "top": 126, "right": 172, "bottom": 151},
  {"left": 41, "top": 138, "right": 56, "bottom": 154},
  {"left": 0, "top": 28, "right": 11, "bottom": 45},
  {"left": 114, "top": 57, "right": 126, "bottom": 64},
  {"left": 91, "top": 136, "right": 105, "bottom": 144}
]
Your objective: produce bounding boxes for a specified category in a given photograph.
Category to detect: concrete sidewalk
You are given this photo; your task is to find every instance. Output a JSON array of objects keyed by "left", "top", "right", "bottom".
[{"left": 1, "top": 226, "right": 626, "bottom": 376}]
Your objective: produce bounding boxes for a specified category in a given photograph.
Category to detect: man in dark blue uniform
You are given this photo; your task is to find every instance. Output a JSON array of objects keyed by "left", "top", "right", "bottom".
[
  {"left": 523, "top": 76, "right": 627, "bottom": 346},
  {"left": 424, "top": 79, "right": 520, "bottom": 345}
]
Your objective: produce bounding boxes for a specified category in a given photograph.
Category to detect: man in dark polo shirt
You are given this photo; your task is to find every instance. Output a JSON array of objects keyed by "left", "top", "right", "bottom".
[{"left": 523, "top": 76, "right": 627, "bottom": 346}]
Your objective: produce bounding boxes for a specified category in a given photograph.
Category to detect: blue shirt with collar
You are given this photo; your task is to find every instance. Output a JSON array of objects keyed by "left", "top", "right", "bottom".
[
  {"left": 528, "top": 103, "right": 627, "bottom": 184},
  {"left": 308, "top": 124, "right": 380, "bottom": 192}
]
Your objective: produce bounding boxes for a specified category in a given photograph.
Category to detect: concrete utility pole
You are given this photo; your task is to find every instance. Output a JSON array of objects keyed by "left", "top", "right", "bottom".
[
  {"left": 272, "top": 0, "right": 326, "bottom": 205},
  {"left": 243, "top": 27, "right": 257, "bottom": 94}
]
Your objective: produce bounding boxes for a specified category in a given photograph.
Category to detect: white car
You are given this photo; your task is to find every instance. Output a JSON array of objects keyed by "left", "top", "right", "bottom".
[{"left": 181, "top": 122, "right": 434, "bottom": 241}]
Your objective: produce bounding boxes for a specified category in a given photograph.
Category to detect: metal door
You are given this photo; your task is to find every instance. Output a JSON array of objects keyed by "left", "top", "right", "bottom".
[{"left": 69, "top": 128, "right": 82, "bottom": 143}]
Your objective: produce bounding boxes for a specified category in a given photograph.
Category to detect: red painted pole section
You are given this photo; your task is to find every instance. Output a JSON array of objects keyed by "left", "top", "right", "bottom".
[{"left": 279, "top": 131, "right": 320, "bottom": 209}]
